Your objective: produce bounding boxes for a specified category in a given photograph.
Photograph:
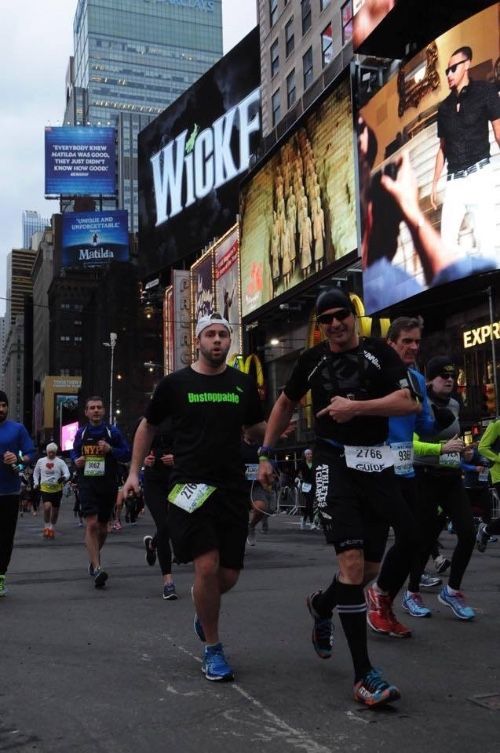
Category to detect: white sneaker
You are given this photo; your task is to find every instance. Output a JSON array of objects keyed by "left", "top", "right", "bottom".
[{"left": 247, "top": 527, "right": 256, "bottom": 546}]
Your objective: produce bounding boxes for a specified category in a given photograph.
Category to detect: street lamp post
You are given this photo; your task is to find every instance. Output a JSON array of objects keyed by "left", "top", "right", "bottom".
[{"left": 103, "top": 332, "right": 118, "bottom": 425}]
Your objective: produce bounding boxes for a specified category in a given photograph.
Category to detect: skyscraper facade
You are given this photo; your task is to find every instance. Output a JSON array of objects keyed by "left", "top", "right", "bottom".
[
  {"left": 22, "top": 210, "right": 50, "bottom": 249},
  {"left": 64, "top": 0, "right": 223, "bottom": 232}
]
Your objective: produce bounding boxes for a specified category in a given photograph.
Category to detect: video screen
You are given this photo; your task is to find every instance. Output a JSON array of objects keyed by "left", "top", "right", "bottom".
[
  {"left": 240, "top": 75, "right": 357, "bottom": 317},
  {"left": 45, "top": 126, "right": 116, "bottom": 196},
  {"left": 358, "top": 4, "right": 500, "bottom": 313},
  {"left": 61, "top": 211, "right": 129, "bottom": 268}
]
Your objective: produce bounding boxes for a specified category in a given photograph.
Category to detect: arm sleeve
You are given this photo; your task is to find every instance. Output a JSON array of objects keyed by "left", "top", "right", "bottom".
[
  {"left": 413, "top": 432, "right": 441, "bottom": 457},
  {"left": 478, "top": 422, "right": 500, "bottom": 462}
]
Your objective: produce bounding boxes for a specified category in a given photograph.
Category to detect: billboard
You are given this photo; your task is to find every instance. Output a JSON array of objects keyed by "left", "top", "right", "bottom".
[
  {"left": 240, "top": 75, "right": 357, "bottom": 317},
  {"left": 352, "top": 0, "right": 398, "bottom": 50},
  {"left": 214, "top": 226, "right": 242, "bottom": 362},
  {"left": 191, "top": 250, "right": 214, "bottom": 327},
  {"left": 45, "top": 126, "right": 116, "bottom": 196},
  {"left": 358, "top": 5, "right": 500, "bottom": 314},
  {"left": 61, "top": 210, "right": 129, "bottom": 268},
  {"left": 61, "top": 421, "right": 79, "bottom": 452},
  {"left": 138, "top": 28, "right": 260, "bottom": 276}
]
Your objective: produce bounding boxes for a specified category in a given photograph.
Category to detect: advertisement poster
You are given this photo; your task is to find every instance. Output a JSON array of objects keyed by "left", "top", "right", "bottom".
[
  {"left": 61, "top": 211, "right": 129, "bottom": 268},
  {"left": 138, "top": 28, "right": 260, "bottom": 276},
  {"left": 45, "top": 126, "right": 116, "bottom": 196},
  {"left": 352, "top": 0, "right": 398, "bottom": 50},
  {"left": 214, "top": 227, "right": 241, "bottom": 362},
  {"left": 172, "top": 270, "right": 192, "bottom": 371},
  {"left": 191, "top": 251, "right": 215, "bottom": 337},
  {"left": 358, "top": 5, "right": 500, "bottom": 313},
  {"left": 61, "top": 422, "right": 79, "bottom": 452},
  {"left": 240, "top": 75, "right": 357, "bottom": 317}
]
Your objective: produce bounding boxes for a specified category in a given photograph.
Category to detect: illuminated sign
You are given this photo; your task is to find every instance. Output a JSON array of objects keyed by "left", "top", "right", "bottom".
[
  {"left": 45, "top": 126, "right": 116, "bottom": 197},
  {"left": 151, "top": 88, "right": 260, "bottom": 226},
  {"left": 61, "top": 211, "right": 129, "bottom": 268},
  {"left": 463, "top": 322, "right": 500, "bottom": 349}
]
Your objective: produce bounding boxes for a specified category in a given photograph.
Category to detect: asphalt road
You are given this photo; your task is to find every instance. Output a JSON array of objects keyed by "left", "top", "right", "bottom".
[{"left": 1, "top": 500, "right": 499, "bottom": 753}]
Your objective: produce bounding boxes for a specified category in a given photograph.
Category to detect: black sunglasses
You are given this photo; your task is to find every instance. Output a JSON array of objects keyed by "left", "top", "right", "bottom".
[
  {"left": 445, "top": 60, "right": 467, "bottom": 76},
  {"left": 317, "top": 309, "right": 352, "bottom": 324},
  {"left": 438, "top": 371, "right": 456, "bottom": 380}
]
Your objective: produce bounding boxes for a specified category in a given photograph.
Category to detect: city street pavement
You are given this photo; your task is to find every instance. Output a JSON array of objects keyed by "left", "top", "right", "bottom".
[{"left": 1, "top": 500, "right": 499, "bottom": 753}]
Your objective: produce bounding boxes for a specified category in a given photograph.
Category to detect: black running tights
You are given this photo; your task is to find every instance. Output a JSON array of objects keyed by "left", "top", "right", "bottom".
[
  {"left": 143, "top": 477, "right": 172, "bottom": 576},
  {"left": 0, "top": 495, "right": 20, "bottom": 574}
]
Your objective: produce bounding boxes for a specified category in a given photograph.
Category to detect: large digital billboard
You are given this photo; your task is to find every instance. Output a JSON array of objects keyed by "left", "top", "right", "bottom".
[
  {"left": 240, "top": 75, "right": 357, "bottom": 317},
  {"left": 138, "top": 28, "right": 260, "bottom": 277},
  {"left": 45, "top": 126, "right": 116, "bottom": 196},
  {"left": 61, "top": 210, "right": 129, "bottom": 268},
  {"left": 358, "top": 4, "right": 500, "bottom": 314},
  {"left": 352, "top": 0, "right": 397, "bottom": 51}
]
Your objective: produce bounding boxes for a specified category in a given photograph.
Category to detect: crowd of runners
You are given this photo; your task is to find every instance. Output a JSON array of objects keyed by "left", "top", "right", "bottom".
[{"left": 2, "top": 296, "right": 500, "bottom": 709}]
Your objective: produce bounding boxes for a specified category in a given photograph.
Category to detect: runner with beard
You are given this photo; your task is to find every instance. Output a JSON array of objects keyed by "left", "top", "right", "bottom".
[
  {"left": 123, "top": 313, "right": 265, "bottom": 682},
  {"left": 258, "top": 289, "right": 421, "bottom": 707}
]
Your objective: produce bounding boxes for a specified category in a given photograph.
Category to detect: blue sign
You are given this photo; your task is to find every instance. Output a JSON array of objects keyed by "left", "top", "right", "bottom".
[
  {"left": 45, "top": 127, "right": 116, "bottom": 196},
  {"left": 61, "top": 211, "right": 129, "bottom": 268}
]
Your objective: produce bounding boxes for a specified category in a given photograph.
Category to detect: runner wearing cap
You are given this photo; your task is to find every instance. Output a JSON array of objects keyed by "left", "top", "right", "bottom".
[
  {"left": 123, "top": 312, "right": 266, "bottom": 682},
  {"left": 413, "top": 356, "right": 476, "bottom": 620},
  {"left": 33, "top": 443, "right": 70, "bottom": 539},
  {"left": 259, "top": 289, "right": 421, "bottom": 707}
]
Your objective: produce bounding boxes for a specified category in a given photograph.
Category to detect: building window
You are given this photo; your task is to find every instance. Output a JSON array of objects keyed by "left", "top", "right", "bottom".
[
  {"left": 302, "top": 47, "right": 313, "bottom": 90},
  {"left": 285, "top": 18, "right": 294, "bottom": 57},
  {"left": 269, "top": 0, "right": 278, "bottom": 27},
  {"left": 271, "top": 89, "right": 281, "bottom": 126},
  {"left": 301, "top": 0, "right": 311, "bottom": 34},
  {"left": 321, "top": 23, "right": 333, "bottom": 67},
  {"left": 286, "top": 70, "right": 296, "bottom": 109},
  {"left": 320, "top": 0, "right": 331, "bottom": 10},
  {"left": 341, "top": 0, "right": 353, "bottom": 45},
  {"left": 270, "top": 39, "right": 279, "bottom": 77}
]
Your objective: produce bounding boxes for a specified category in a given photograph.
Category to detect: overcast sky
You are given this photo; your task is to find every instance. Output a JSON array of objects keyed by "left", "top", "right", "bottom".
[{"left": 0, "top": 0, "right": 257, "bottom": 316}]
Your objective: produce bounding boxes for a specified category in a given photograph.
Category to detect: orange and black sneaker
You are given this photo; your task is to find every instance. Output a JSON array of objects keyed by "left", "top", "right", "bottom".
[{"left": 354, "top": 668, "right": 401, "bottom": 707}]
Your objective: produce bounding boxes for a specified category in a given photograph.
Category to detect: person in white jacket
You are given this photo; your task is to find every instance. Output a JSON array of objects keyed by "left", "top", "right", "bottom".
[{"left": 33, "top": 443, "right": 70, "bottom": 539}]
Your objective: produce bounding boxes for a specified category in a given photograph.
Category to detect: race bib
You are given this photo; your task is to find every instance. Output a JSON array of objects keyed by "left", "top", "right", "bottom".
[
  {"left": 344, "top": 445, "right": 394, "bottom": 473},
  {"left": 301, "top": 482, "right": 312, "bottom": 493},
  {"left": 84, "top": 456, "right": 105, "bottom": 477},
  {"left": 390, "top": 442, "right": 414, "bottom": 476},
  {"left": 245, "top": 464, "right": 259, "bottom": 481},
  {"left": 478, "top": 467, "right": 490, "bottom": 483},
  {"left": 439, "top": 451, "right": 460, "bottom": 469},
  {"left": 168, "top": 483, "right": 216, "bottom": 513}
]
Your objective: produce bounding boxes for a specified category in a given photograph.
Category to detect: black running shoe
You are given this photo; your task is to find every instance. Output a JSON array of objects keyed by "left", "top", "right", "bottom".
[
  {"left": 306, "top": 591, "right": 334, "bottom": 659},
  {"left": 143, "top": 535, "right": 157, "bottom": 566},
  {"left": 94, "top": 568, "right": 108, "bottom": 588}
]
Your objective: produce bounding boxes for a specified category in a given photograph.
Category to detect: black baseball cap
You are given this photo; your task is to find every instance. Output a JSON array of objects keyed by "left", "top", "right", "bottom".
[
  {"left": 316, "top": 288, "right": 354, "bottom": 315},
  {"left": 0, "top": 390, "right": 8, "bottom": 405},
  {"left": 427, "top": 356, "right": 456, "bottom": 380}
]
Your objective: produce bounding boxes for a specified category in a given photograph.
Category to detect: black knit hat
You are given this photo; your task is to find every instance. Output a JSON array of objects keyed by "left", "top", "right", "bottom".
[
  {"left": 427, "top": 356, "right": 456, "bottom": 380},
  {"left": 0, "top": 390, "right": 8, "bottom": 405},
  {"left": 316, "top": 288, "right": 355, "bottom": 315}
]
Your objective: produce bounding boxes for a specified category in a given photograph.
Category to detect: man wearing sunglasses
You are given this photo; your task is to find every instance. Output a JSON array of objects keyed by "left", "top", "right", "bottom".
[
  {"left": 413, "top": 356, "right": 476, "bottom": 620},
  {"left": 258, "top": 288, "right": 421, "bottom": 707},
  {"left": 430, "top": 46, "right": 500, "bottom": 254}
]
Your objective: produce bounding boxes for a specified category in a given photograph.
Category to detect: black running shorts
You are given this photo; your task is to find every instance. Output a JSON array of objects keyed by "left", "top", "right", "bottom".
[
  {"left": 40, "top": 490, "right": 63, "bottom": 507},
  {"left": 79, "top": 485, "right": 117, "bottom": 523},
  {"left": 167, "top": 487, "right": 249, "bottom": 569},
  {"left": 314, "top": 442, "right": 405, "bottom": 562}
]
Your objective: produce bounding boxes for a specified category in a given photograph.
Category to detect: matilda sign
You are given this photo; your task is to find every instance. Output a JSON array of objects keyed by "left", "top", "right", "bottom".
[{"left": 138, "top": 28, "right": 260, "bottom": 277}]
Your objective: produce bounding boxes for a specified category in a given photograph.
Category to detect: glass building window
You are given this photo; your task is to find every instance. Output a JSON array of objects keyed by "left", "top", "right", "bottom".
[
  {"left": 321, "top": 23, "right": 333, "bottom": 68},
  {"left": 285, "top": 18, "right": 294, "bottom": 57},
  {"left": 320, "top": 0, "right": 331, "bottom": 10},
  {"left": 303, "top": 47, "right": 313, "bottom": 90},
  {"left": 342, "top": 0, "right": 353, "bottom": 45},
  {"left": 269, "top": 0, "right": 278, "bottom": 27},
  {"left": 271, "top": 89, "right": 281, "bottom": 126},
  {"left": 270, "top": 39, "right": 280, "bottom": 77},
  {"left": 301, "top": 0, "right": 311, "bottom": 34},
  {"left": 286, "top": 70, "right": 296, "bottom": 109}
]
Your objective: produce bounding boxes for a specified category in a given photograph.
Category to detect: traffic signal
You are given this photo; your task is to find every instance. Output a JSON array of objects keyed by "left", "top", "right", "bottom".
[{"left": 483, "top": 383, "right": 497, "bottom": 416}]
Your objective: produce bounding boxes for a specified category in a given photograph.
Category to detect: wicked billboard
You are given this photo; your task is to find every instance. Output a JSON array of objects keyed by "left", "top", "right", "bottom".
[{"left": 138, "top": 28, "right": 260, "bottom": 278}]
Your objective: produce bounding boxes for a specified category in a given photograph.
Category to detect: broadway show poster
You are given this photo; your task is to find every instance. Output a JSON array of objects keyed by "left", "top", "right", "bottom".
[
  {"left": 214, "top": 226, "right": 242, "bottom": 362},
  {"left": 61, "top": 210, "right": 129, "bottom": 268},
  {"left": 172, "top": 270, "right": 192, "bottom": 371},
  {"left": 138, "top": 28, "right": 260, "bottom": 277},
  {"left": 191, "top": 250, "right": 215, "bottom": 352},
  {"left": 358, "top": 4, "right": 499, "bottom": 314},
  {"left": 240, "top": 75, "right": 357, "bottom": 317}
]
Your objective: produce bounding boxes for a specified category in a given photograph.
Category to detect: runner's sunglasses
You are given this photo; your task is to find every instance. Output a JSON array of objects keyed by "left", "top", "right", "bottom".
[{"left": 316, "top": 308, "right": 352, "bottom": 324}]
